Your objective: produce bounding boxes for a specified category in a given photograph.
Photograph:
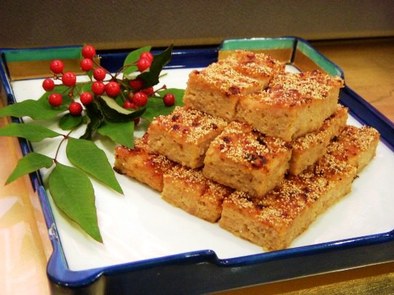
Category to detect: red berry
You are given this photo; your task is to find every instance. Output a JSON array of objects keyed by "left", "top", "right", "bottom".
[
  {"left": 81, "top": 44, "right": 96, "bottom": 59},
  {"left": 132, "top": 91, "right": 148, "bottom": 107},
  {"left": 48, "top": 93, "right": 63, "bottom": 107},
  {"left": 105, "top": 81, "right": 121, "bottom": 97},
  {"left": 163, "top": 93, "right": 175, "bottom": 106},
  {"left": 69, "top": 101, "right": 83, "bottom": 116},
  {"left": 123, "top": 100, "right": 136, "bottom": 109},
  {"left": 92, "top": 81, "right": 105, "bottom": 95},
  {"left": 80, "top": 92, "right": 93, "bottom": 105},
  {"left": 129, "top": 78, "right": 144, "bottom": 90},
  {"left": 140, "top": 51, "right": 154, "bottom": 62},
  {"left": 136, "top": 58, "right": 151, "bottom": 72},
  {"left": 80, "top": 58, "right": 94, "bottom": 71},
  {"left": 42, "top": 78, "right": 55, "bottom": 91},
  {"left": 142, "top": 86, "right": 154, "bottom": 96},
  {"left": 50, "top": 59, "right": 64, "bottom": 74},
  {"left": 62, "top": 72, "right": 77, "bottom": 87},
  {"left": 93, "top": 67, "right": 106, "bottom": 81}
]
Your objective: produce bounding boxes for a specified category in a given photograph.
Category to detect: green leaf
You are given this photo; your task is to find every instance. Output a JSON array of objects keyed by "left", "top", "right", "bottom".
[
  {"left": 66, "top": 137, "right": 123, "bottom": 194},
  {"left": 123, "top": 46, "right": 151, "bottom": 76},
  {"left": 78, "top": 81, "right": 93, "bottom": 93},
  {"left": 123, "top": 65, "right": 138, "bottom": 77},
  {"left": 48, "top": 163, "right": 102, "bottom": 242},
  {"left": 6, "top": 152, "right": 53, "bottom": 184},
  {"left": 0, "top": 99, "right": 65, "bottom": 120},
  {"left": 0, "top": 85, "right": 75, "bottom": 121},
  {"left": 142, "top": 88, "right": 185, "bottom": 122},
  {"left": 59, "top": 113, "right": 83, "bottom": 130},
  {"left": 0, "top": 122, "right": 61, "bottom": 141},
  {"left": 139, "top": 45, "right": 173, "bottom": 88},
  {"left": 87, "top": 70, "right": 93, "bottom": 80},
  {"left": 98, "top": 120, "right": 134, "bottom": 148},
  {"left": 95, "top": 95, "right": 145, "bottom": 122},
  {"left": 80, "top": 102, "right": 104, "bottom": 140}
]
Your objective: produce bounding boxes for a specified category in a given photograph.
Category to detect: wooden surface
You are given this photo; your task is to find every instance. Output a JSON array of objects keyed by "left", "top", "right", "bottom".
[
  {"left": 313, "top": 37, "right": 394, "bottom": 122},
  {"left": 0, "top": 38, "right": 393, "bottom": 294},
  {"left": 0, "top": 115, "right": 52, "bottom": 294}
]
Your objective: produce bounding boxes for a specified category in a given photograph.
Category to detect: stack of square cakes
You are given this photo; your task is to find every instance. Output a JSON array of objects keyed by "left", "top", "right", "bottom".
[{"left": 114, "top": 51, "right": 380, "bottom": 251}]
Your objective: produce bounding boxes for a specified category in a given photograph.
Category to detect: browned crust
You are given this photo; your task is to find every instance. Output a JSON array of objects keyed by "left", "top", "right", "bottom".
[
  {"left": 146, "top": 106, "right": 227, "bottom": 168},
  {"left": 114, "top": 134, "right": 175, "bottom": 192},
  {"left": 219, "top": 125, "right": 379, "bottom": 251},
  {"left": 203, "top": 121, "right": 291, "bottom": 196},
  {"left": 162, "top": 165, "right": 233, "bottom": 222},
  {"left": 289, "top": 105, "right": 349, "bottom": 174}
]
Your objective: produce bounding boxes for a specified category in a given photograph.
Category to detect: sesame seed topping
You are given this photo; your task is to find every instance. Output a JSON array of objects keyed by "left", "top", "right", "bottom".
[
  {"left": 128, "top": 134, "right": 175, "bottom": 171},
  {"left": 222, "top": 120, "right": 381, "bottom": 232},
  {"left": 210, "top": 121, "right": 290, "bottom": 166},
  {"left": 117, "top": 50, "right": 381, "bottom": 251},
  {"left": 292, "top": 106, "right": 347, "bottom": 151},
  {"left": 167, "top": 165, "right": 232, "bottom": 201},
  {"left": 221, "top": 50, "right": 285, "bottom": 80},
  {"left": 249, "top": 70, "right": 345, "bottom": 107},
  {"left": 151, "top": 106, "right": 227, "bottom": 144},
  {"left": 226, "top": 152, "right": 353, "bottom": 228},
  {"left": 195, "top": 62, "right": 264, "bottom": 94},
  {"left": 327, "top": 125, "right": 380, "bottom": 158}
]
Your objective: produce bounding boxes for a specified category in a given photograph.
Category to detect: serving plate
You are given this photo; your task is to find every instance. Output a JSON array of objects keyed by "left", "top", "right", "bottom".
[{"left": 1, "top": 37, "right": 393, "bottom": 294}]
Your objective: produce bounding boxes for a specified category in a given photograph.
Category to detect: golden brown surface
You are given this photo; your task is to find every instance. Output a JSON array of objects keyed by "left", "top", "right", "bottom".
[
  {"left": 220, "top": 50, "right": 285, "bottom": 81},
  {"left": 203, "top": 121, "right": 291, "bottom": 197},
  {"left": 0, "top": 38, "right": 393, "bottom": 294},
  {"left": 162, "top": 165, "right": 232, "bottom": 222},
  {"left": 219, "top": 122, "right": 379, "bottom": 251},
  {"left": 147, "top": 106, "right": 227, "bottom": 168},
  {"left": 183, "top": 58, "right": 267, "bottom": 120},
  {"left": 220, "top": 38, "right": 394, "bottom": 295},
  {"left": 327, "top": 125, "right": 380, "bottom": 172},
  {"left": 236, "top": 70, "right": 343, "bottom": 141},
  {"left": 289, "top": 105, "right": 348, "bottom": 175},
  {"left": 114, "top": 135, "right": 176, "bottom": 192},
  {"left": 219, "top": 124, "right": 378, "bottom": 251}
]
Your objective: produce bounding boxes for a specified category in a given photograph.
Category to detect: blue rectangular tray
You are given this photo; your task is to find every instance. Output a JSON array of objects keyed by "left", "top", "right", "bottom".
[{"left": 1, "top": 37, "right": 393, "bottom": 294}]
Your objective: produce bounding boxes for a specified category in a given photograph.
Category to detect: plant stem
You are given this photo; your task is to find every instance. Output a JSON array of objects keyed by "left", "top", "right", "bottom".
[{"left": 54, "top": 130, "right": 73, "bottom": 162}]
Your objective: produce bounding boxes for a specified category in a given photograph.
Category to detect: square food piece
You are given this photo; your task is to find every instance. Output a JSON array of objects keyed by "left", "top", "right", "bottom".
[
  {"left": 114, "top": 134, "right": 175, "bottom": 192},
  {"left": 220, "top": 156, "right": 356, "bottom": 251},
  {"left": 162, "top": 165, "right": 232, "bottom": 222},
  {"left": 183, "top": 62, "right": 265, "bottom": 121},
  {"left": 219, "top": 125, "right": 379, "bottom": 251},
  {"left": 203, "top": 121, "right": 292, "bottom": 197},
  {"left": 289, "top": 105, "right": 348, "bottom": 175},
  {"left": 147, "top": 106, "right": 227, "bottom": 168},
  {"left": 221, "top": 50, "right": 285, "bottom": 83},
  {"left": 236, "top": 70, "right": 344, "bottom": 141},
  {"left": 327, "top": 125, "right": 380, "bottom": 172}
]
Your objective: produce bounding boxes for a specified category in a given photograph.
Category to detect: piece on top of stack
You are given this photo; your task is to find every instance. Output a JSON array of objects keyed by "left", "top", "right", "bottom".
[
  {"left": 113, "top": 50, "right": 380, "bottom": 251},
  {"left": 184, "top": 50, "right": 344, "bottom": 141},
  {"left": 183, "top": 51, "right": 285, "bottom": 121}
]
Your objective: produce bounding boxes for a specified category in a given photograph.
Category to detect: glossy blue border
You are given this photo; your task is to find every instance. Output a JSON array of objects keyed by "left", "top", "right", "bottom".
[{"left": 1, "top": 39, "right": 393, "bottom": 293}]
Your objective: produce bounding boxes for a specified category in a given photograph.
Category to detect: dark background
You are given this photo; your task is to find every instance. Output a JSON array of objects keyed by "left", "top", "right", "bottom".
[{"left": 1, "top": 0, "right": 393, "bottom": 49}]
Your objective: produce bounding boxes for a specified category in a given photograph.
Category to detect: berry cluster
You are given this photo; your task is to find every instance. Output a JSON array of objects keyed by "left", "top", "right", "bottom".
[{"left": 43, "top": 44, "right": 175, "bottom": 118}]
